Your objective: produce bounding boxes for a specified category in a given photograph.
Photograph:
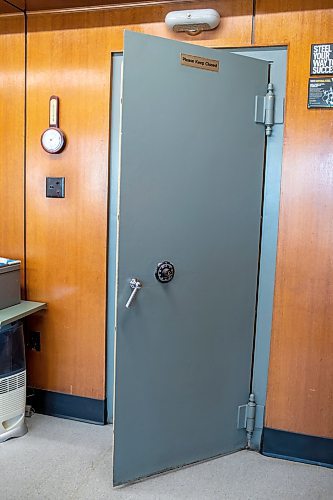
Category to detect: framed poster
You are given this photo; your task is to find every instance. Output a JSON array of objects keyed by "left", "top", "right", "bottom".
[
  {"left": 310, "top": 44, "right": 333, "bottom": 75},
  {"left": 308, "top": 78, "right": 333, "bottom": 109}
]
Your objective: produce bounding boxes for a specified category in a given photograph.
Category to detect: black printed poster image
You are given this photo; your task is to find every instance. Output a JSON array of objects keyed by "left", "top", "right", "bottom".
[
  {"left": 308, "top": 78, "right": 333, "bottom": 109},
  {"left": 323, "top": 86, "right": 333, "bottom": 106},
  {"left": 310, "top": 44, "right": 333, "bottom": 75}
]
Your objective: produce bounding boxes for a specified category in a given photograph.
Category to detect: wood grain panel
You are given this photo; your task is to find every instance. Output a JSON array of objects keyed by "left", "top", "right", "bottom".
[
  {"left": 27, "top": 0, "right": 252, "bottom": 47},
  {"left": 3, "top": 0, "right": 25, "bottom": 11},
  {"left": 0, "top": 13, "right": 25, "bottom": 287},
  {"left": 0, "top": 1, "right": 22, "bottom": 13},
  {"left": 25, "top": 0, "right": 191, "bottom": 12},
  {"left": 26, "top": 0, "right": 252, "bottom": 399},
  {"left": 25, "top": 14, "right": 111, "bottom": 399},
  {"left": 9, "top": 0, "right": 333, "bottom": 13},
  {"left": 256, "top": 1, "right": 333, "bottom": 438},
  {"left": 254, "top": 0, "right": 333, "bottom": 14}
]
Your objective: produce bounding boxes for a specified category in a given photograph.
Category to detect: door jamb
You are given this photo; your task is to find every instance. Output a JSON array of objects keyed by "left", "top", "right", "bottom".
[{"left": 228, "top": 46, "right": 287, "bottom": 448}]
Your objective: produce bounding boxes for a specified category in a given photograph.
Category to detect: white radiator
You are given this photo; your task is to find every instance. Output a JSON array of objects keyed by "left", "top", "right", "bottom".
[{"left": 0, "top": 370, "right": 27, "bottom": 442}]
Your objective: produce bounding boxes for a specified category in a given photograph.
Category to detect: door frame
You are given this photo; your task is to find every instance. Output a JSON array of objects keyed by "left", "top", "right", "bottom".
[{"left": 106, "top": 45, "right": 287, "bottom": 451}]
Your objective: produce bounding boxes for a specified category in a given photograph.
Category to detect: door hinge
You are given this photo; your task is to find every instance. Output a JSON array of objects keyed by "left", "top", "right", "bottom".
[
  {"left": 237, "top": 393, "right": 265, "bottom": 448},
  {"left": 255, "top": 83, "right": 284, "bottom": 137}
]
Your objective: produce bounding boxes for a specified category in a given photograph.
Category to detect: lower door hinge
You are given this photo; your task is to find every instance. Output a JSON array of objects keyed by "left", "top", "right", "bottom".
[
  {"left": 255, "top": 83, "right": 284, "bottom": 137},
  {"left": 237, "top": 393, "right": 265, "bottom": 449}
]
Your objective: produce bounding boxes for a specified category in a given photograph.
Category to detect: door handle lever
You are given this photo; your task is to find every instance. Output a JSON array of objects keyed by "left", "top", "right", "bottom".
[{"left": 125, "top": 278, "right": 142, "bottom": 309}]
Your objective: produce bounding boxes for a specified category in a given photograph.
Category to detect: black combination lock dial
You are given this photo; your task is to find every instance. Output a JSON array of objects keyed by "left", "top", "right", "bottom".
[{"left": 155, "top": 261, "right": 175, "bottom": 283}]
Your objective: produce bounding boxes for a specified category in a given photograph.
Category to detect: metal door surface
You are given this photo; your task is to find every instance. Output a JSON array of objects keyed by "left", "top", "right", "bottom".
[{"left": 113, "top": 31, "right": 269, "bottom": 486}]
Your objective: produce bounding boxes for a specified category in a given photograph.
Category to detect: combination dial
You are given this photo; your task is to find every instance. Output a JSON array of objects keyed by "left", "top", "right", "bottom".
[{"left": 155, "top": 261, "right": 175, "bottom": 283}]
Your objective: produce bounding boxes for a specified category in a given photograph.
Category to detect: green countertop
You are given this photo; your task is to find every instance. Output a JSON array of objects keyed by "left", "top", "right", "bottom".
[{"left": 0, "top": 301, "right": 47, "bottom": 328}]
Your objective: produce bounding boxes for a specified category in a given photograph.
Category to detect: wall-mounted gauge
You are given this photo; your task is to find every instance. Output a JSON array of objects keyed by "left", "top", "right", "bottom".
[{"left": 41, "top": 96, "right": 66, "bottom": 154}]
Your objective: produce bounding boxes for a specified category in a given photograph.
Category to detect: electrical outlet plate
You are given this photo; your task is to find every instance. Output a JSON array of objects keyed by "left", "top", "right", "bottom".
[
  {"left": 26, "top": 331, "right": 41, "bottom": 351},
  {"left": 46, "top": 177, "right": 65, "bottom": 198}
]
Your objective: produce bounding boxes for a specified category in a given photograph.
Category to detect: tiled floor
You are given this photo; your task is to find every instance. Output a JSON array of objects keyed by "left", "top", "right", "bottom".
[{"left": 1, "top": 414, "right": 332, "bottom": 499}]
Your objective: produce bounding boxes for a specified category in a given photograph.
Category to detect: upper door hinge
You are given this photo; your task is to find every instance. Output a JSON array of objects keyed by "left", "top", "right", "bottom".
[
  {"left": 237, "top": 393, "right": 265, "bottom": 449},
  {"left": 255, "top": 83, "right": 284, "bottom": 137}
]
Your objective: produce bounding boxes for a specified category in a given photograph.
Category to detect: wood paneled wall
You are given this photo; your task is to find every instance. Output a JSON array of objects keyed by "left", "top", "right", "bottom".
[
  {"left": 25, "top": 12, "right": 111, "bottom": 398},
  {"left": 0, "top": 12, "right": 25, "bottom": 286},
  {"left": 4, "top": 0, "right": 331, "bottom": 439},
  {"left": 256, "top": 0, "right": 333, "bottom": 438}
]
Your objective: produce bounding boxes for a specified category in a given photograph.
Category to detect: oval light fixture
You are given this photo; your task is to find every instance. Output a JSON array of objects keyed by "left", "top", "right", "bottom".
[{"left": 165, "top": 9, "right": 221, "bottom": 36}]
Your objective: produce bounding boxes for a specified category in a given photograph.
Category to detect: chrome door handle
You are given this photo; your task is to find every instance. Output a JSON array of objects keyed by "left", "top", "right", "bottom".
[{"left": 125, "top": 278, "right": 142, "bottom": 309}]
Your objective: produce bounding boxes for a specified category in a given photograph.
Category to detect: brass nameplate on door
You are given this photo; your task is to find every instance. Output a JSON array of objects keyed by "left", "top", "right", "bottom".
[{"left": 180, "top": 53, "right": 219, "bottom": 72}]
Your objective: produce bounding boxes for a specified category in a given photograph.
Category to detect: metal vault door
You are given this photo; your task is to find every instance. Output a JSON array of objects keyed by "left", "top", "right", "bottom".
[{"left": 113, "top": 31, "right": 269, "bottom": 486}]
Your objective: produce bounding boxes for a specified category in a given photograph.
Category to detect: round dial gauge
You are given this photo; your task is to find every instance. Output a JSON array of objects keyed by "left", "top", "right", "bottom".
[{"left": 41, "top": 127, "right": 65, "bottom": 154}]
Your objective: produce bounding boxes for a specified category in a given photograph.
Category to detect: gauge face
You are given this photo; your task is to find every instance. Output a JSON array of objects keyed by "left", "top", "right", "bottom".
[{"left": 41, "top": 127, "right": 65, "bottom": 154}]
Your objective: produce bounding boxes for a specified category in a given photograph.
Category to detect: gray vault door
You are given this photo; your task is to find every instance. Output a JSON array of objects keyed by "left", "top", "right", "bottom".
[{"left": 113, "top": 31, "right": 269, "bottom": 486}]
